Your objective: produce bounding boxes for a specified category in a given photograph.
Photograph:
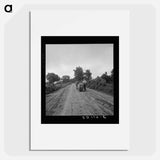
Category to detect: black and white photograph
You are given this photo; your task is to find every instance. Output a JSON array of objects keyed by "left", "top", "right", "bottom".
[
  {"left": 41, "top": 36, "right": 119, "bottom": 124},
  {"left": 30, "top": 10, "right": 129, "bottom": 150}
]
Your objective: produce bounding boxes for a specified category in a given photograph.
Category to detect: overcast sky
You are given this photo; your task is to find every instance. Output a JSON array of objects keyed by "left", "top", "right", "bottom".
[{"left": 46, "top": 44, "right": 113, "bottom": 79}]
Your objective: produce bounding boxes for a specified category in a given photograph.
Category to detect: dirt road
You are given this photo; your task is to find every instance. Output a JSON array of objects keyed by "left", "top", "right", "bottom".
[{"left": 46, "top": 83, "right": 113, "bottom": 116}]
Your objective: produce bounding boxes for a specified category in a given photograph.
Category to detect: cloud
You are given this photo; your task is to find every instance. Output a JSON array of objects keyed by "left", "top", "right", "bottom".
[{"left": 46, "top": 44, "right": 113, "bottom": 78}]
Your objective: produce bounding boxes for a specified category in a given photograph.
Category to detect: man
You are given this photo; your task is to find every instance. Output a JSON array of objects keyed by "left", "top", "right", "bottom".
[
  {"left": 82, "top": 78, "right": 87, "bottom": 91},
  {"left": 78, "top": 81, "right": 84, "bottom": 92},
  {"left": 76, "top": 81, "right": 79, "bottom": 89}
]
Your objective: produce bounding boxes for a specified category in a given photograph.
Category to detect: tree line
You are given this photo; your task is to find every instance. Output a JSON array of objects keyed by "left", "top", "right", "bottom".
[
  {"left": 73, "top": 66, "right": 113, "bottom": 83},
  {"left": 46, "top": 73, "right": 70, "bottom": 84},
  {"left": 73, "top": 66, "right": 92, "bottom": 81},
  {"left": 46, "top": 66, "right": 114, "bottom": 95}
]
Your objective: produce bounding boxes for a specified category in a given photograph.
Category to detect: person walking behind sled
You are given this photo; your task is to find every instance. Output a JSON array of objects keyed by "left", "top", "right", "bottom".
[{"left": 82, "top": 78, "right": 87, "bottom": 91}]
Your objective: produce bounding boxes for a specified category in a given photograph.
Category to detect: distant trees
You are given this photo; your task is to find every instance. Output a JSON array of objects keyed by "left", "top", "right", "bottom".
[
  {"left": 73, "top": 67, "right": 92, "bottom": 81},
  {"left": 46, "top": 73, "right": 71, "bottom": 94},
  {"left": 111, "top": 69, "right": 114, "bottom": 81},
  {"left": 62, "top": 75, "right": 70, "bottom": 83},
  {"left": 101, "top": 72, "right": 110, "bottom": 83},
  {"left": 101, "top": 71, "right": 113, "bottom": 83},
  {"left": 73, "top": 67, "right": 84, "bottom": 81},
  {"left": 84, "top": 69, "right": 92, "bottom": 81},
  {"left": 86, "top": 69, "right": 114, "bottom": 95},
  {"left": 46, "top": 73, "right": 60, "bottom": 84},
  {"left": 45, "top": 68, "right": 114, "bottom": 95},
  {"left": 87, "top": 77, "right": 113, "bottom": 95}
]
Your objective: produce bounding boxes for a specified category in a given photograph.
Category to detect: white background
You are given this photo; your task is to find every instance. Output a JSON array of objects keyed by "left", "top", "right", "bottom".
[
  {"left": 0, "top": 0, "right": 160, "bottom": 159},
  {"left": 31, "top": 10, "right": 129, "bottom": 150}
]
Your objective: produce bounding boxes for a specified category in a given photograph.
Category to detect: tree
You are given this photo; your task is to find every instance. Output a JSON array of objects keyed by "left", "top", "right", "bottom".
[
  {"left": 111, "top": 69, "right": 114, "bottom": 81},
  {"left": 84, "top": 69, "right": 92, "bottom": 81},
  {"left": 46, "top": 73, "right": 60, "bottom": 84},
  {"left": 73, "top": 67, "right": 84, "bottom": 81},
  {"left": 62, "top": 75, "right": 70, "bottom": 82},
  {"left": 101, "top": 72, "right": 110, "bottom": 83}
]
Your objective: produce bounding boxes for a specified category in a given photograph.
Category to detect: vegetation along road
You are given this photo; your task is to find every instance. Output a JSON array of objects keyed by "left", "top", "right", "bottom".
[{"left": 46, "top": 83, "right": 113, "bottom": 116}]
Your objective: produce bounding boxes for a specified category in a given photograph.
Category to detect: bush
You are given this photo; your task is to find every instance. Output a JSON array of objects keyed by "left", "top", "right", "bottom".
[
  {"left": 45, "top": 82, "right": 72, "bottom": 94},
  {"left": 46, "top": 83, "right": 57, "bottom": 94},
  {"left": 87, "top": 77, "right": 113, "bottom": 95}
]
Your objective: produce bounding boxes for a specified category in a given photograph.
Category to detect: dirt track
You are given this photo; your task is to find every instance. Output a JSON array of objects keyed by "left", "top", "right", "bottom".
[{"left": 46, "top": 83, "right": 113, "bottom": 116}]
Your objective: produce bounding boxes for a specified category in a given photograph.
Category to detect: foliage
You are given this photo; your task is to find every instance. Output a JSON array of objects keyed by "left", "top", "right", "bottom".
[
  {"left": 101, "top": 71, "right": 113, "bottom": 83},
  {"left": 62, "top": 75, "right": 70, "bottom": 83},
  {"left": 45, "top": 82, "right": 58, "bottom": 94},
  {"left": 45, "top": 68, "right": 114, "bottom": 95},
  {"left": 111, "top": 69, "right": 114, "bottom": 81},
  {"left": 87, "top": 77, "right": 113, "bottom": 95},
  {"left": 73, "top": 67, "right": 93, "bottom": 82},
  {"left": 87, "top": 70, "right": 114, "bottom": 95},
  {"left": 73, "top": 67, "right": 84, "bottom": 81},
  {"left": 46, "top": 73, "right": 60, "bottom": 83},
  {"left": 46, "top": 81, "right": 71, "bottom": 94},
  {"left": 84, "top": 69, "right": 92, "bottom": 81}
]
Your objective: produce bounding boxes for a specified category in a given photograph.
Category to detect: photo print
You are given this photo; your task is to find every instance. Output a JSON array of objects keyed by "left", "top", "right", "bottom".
[{"left": 41, "top": 36, "right": 119, "bottom": 124}]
